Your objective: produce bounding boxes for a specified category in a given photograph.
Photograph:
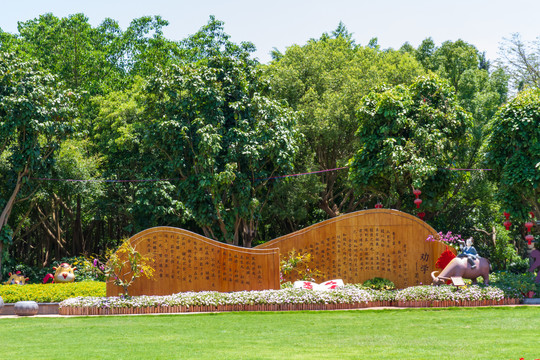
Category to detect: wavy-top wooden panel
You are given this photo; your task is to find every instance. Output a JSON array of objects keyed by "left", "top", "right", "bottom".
[
  {"left": 255, "top": 209, "right": 449, "bottom": 288},
  {"left": 106, "top": 227, "right": 280, "bottom": 296}
]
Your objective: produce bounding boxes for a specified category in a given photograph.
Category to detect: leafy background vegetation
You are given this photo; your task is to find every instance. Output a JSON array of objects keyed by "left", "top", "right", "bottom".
[{"left": 0, "top": 14, "right": 538, "bottom": 281}]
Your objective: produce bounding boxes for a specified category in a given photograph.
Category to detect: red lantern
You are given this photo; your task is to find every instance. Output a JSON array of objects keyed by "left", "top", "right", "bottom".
[
  {"left": 503, "top": 212, "right": 510, "bottom": 220},
  {"left": 413, "top": 189, "right": 422, "bottom": 199},
  {"left": 375, "top": 203, "right": 383, "bottom": 209},
  {"left": 503, "top": 220, "right": 512, "bottom": 230},
  {"left": 525, "top": 234, "right": 534, "bottom": 245},
  {"left": 414, "top": 198, "right": 422, "bottom": 209},
  {"left": 418, "top": 212, "right": 425, "bottom": 220},
  {"left": 525, "top": 221, "right": 534, "bottom": 232}
]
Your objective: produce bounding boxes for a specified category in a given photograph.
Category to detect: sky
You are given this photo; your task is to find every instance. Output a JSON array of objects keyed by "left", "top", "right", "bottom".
[{"left": 1, "top": 0, "right": 539, "bottom": 64}]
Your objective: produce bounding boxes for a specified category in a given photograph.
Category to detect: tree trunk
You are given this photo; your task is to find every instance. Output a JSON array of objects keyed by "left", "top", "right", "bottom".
[
  {"left": 0, "top": 168, "right": 28, "bottom": 281},
  {"left": 241, "top": 219, "right": 255, "bottom": 248},
  {"left": 72, "top": 195, "right": 83, "bottom": 255}
]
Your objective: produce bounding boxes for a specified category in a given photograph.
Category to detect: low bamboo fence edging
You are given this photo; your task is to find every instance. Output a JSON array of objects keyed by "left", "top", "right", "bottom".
[{"left": 58, "top": 298, "right": 521, "bottom": 316}]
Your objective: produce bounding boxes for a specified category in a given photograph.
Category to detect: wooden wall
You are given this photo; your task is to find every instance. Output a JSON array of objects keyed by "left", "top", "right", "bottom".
[
  {"left": 255, "top": 209, "right": 449, "bottom": 288},
  {"left": 106, "top": 227, "right": 280, "bottom": 296}
]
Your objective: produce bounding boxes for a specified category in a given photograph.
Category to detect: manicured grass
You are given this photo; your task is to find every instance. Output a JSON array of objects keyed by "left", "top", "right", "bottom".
[{"left": 2, "top": 307, "right": 539, "bottom": 359}]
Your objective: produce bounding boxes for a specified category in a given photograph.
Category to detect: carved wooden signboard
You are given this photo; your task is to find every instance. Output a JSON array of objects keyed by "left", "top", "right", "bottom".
[
  {"left": 108, "top": 209, "right": 449, "bottom": 295},
  {"left": 106, "top": 227, "right": 280, "bottom": 296},
  {"left": 255, "top": 209, "right": 448, "bottom": 289}
]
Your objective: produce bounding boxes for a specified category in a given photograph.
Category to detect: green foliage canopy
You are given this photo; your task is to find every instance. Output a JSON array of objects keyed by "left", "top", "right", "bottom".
[
  {"left": 0, "top": 52, "right": 75, "bottom": 276},
  {"left": 485, "top": 88, "right": 540, "bottom": 220},
  {"left": 349, "top": 75, "right": 473, "bottom": 211},
  {"left": 267, "top": 30, "right": 425, "bottom": 217},
  {"left": 145, "top": 55, "right": 300, "bottom": 247}
]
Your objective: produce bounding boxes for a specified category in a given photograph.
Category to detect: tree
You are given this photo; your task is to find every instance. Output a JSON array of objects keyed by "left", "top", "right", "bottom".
[
  {"left": 90, "top": 78, "right": 186, "bottom": 236},
  {"left": 0, "top": 52, "right": 75, "bottom": 278},
  {"left": 415, "top": 37, "right": 436, "bottom": 71},
  {"left": 498, "top": 33, "right": 540, "bottom": 91},
  {"left": 485, "top": 88, "right": 540, "bottom": 224},
  {"left": 145, "top": 52, "right": 299, "bottom": 247},
  {"left": 16, "top": 13, "right": 175, "bottom": 95},
  {"left": 267, "top": 27, "right": 425, "bottom": 219},
  {"left": 349, "top": 75, "right": 473, "bottom": 213},
  {"left": 432, "top": 39, "right": 480, "bottom": 91},
  {"left": 0, "top": 28, "right": 20, "bottom": 51},
  {"left": 178, "top": 15, "right": 256, "bottom": 63}
]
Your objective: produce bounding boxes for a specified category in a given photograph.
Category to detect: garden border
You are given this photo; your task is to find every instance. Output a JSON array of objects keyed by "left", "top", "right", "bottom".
[
  {"left": 1, "top": 303, "right": 59, "bottom": 315},
  {"left": 59, "top": 298, "right": 521, "bottom": 316}
]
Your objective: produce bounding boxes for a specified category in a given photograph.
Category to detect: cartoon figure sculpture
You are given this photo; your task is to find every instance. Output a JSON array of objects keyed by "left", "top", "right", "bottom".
[
  {"left": 3, "top": 271, "right": 29, "bottom": 285},
  {"left": 529, "top": 249, "right": 540, "bottom": 284},
  {"left": 43, "top": 263, "right": 76, "bottom": 283},
  {"left": 432, "top": 240, "right": 490, "bottom": 285},
  {"left": 457, "top": 237, "right": 478, "bottom": 268}
]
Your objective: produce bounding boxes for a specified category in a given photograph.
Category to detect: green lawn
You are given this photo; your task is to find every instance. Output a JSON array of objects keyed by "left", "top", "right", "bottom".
[{"left": 1, "top": 307, "right": 539, "bottom": 359}]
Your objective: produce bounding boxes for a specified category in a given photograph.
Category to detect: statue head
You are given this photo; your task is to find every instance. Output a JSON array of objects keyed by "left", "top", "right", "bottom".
[{"left": 466, "top": 237, "right": 474, "bottom": 247}]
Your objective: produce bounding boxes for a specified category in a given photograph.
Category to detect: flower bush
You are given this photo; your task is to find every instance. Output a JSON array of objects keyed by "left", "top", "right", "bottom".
[
  {"left": 60, "top": 287, "right": 377, "bottom": 309},
  {"left": 279, "top": 250, "right": 323, "bottom": 283},
  {"left": 0, "top": 281, "right": 105, "bottom": 303},
  {"left": 82, "top": 240, "right": 155, "bottom": 296},
  {"left": 59, "top": 284, "right": 512, "bottom": 310},
  {"left": 394, "top": 285, "right": 505, "bottom": 302},
  {"left": 426, "top": 231, "right": 462, "bottom": 249}
]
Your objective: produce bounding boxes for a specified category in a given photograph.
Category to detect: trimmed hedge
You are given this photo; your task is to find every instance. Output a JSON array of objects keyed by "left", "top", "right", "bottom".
[{"left": 0, "top": 281, "right": 105, "bottom": 303}]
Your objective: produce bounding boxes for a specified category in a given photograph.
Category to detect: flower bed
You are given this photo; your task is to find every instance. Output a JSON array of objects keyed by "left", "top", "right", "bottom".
[
  {"left": 0, "top": 281, "right": 105, "bottom": 303},
  {"left": 58, "top": 285, "right": 521, "bottom": 316}
]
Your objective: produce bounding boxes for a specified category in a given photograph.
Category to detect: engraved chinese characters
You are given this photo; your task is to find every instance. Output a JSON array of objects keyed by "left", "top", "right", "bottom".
[
  {"left": 256, "top": 209, "right": 448, "bottom": 288},
  {"left": 106, "top": 227, "right": 280, "bottom": 296}
]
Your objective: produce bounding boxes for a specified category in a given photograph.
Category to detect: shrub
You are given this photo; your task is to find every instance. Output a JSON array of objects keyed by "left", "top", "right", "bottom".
[
  {"left": 362, "top": 277, "right": 396, "bottom": 290},
  {"left": 279, "top": 249, "right": 323, "bottom": 283},
  {"left": 82, "top": 240, "right": 155, "bottom": 296},
  {"left": 506, "top": 258, "right": 530, "bottom": 274},
  {"left": 489, "top": 271, "right": 538, "bottom": 297},
  {"left": 0, "top": 281, "right": 105, "bottom": 303}
]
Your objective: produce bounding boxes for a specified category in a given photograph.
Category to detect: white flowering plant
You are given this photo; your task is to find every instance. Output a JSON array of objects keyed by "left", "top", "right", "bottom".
[{"left": 59, "top": 284, "right": 510, "bottom": 309}]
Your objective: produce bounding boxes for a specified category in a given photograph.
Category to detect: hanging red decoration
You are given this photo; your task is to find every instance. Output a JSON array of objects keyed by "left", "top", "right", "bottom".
[
  {"left": 525, "top": 234, "right": 534, "bottom": 245},
  {"left": 375, "top": 203, "right": 383, "bottom": 209},
  {"left": 414, "top": 198, "right": 422, "bottom": 209},
  {"left": 417, "top": 212, "right": 425, "bottom": 220},
  {"left": 503, "top": 212, "right": 510, "bottom": 220},
  {"left": 503, "top": 220, "right": 512, "bottom": 230},
  {"left": 413, "top": 189, "right": 422, "bottom": 199},
  {"left": 530, "top": 211, "right": 536, "bottom": 219},
  {"left": 525, "top": 221, "right": 534, "bottom": 232}
]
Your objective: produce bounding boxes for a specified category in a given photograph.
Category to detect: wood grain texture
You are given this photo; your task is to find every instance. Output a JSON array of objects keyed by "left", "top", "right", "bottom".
[
  {"left": 106, "top": 227, "right": 280, "bottom": 296},
  {"left": 255, "top": 209, "right": 450, "bottom": 288}
]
